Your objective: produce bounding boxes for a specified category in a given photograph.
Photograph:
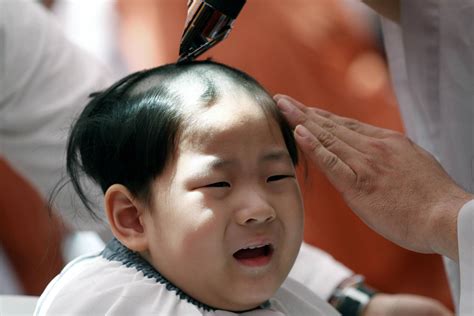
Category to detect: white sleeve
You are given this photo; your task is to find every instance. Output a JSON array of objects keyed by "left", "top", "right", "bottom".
[
  {"left": 0, "top": 1, "right": 113, "bottom": 231},
  {"left": 288, "top": 242, "right": 353, "bottom": 300},
  {"left": 452, "top": 200, "right": 474, "bottom": 315}
]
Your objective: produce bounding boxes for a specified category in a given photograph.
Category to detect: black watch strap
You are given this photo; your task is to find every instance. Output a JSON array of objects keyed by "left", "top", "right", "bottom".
[{"left": 329, "top": 275, "right": 377, "bottom": 316}]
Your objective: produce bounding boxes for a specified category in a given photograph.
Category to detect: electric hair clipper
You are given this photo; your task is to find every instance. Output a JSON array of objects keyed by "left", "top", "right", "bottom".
[{"left": 178, "top": 0, "right": 246, "bottom": 63}]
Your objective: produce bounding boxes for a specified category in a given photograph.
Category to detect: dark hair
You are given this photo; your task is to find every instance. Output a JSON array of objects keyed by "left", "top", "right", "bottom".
[{"left": 66, "top": 60, "right": 298, "bottom": 219}]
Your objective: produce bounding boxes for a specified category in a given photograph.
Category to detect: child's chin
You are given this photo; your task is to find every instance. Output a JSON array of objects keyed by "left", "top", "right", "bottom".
[{"left": 223, "top": 287, "right": 276, "bottom": 312}]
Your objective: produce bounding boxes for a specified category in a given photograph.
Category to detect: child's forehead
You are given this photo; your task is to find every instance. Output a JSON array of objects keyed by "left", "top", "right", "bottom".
[{"left": 179, "top": 97, "right": 283, "bottom": 152}]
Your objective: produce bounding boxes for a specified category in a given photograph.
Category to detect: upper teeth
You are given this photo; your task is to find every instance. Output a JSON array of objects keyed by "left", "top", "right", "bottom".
[{"left": 243, "top": 243, "right": 269, "bottom": 250}]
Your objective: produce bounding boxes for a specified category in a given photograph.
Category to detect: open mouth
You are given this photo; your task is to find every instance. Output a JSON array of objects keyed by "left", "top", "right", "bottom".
[{"left": 233, "top": 244, "right": 274, "bottom": 267}]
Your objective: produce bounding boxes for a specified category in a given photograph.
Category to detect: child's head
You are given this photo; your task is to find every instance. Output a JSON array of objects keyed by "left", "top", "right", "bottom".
[{"left": 67, "top": 61, "right": 304, "bottom": 311}]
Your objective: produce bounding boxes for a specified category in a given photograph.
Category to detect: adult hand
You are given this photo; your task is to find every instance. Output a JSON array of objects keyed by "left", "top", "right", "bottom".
[
  {"left": 274, "top": 95, "right": 473, "bottom": 261},
  {"left": 365, "top": 294, "right": 453, "bottom": 316}
]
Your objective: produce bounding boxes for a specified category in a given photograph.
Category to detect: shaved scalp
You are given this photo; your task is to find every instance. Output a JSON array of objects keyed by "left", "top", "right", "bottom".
[{"left": 127, "top": 62, "right": 273, "bottom": 110}]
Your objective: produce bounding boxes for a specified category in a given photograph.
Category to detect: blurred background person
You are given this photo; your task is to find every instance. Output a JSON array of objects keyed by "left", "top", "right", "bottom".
[{"left": 0, "top": 0, "right": 110, "bottom": 296}]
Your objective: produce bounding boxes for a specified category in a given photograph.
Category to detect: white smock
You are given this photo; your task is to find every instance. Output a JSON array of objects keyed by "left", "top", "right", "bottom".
[
  {"left": 34, "top": 239, "right": 340, "bottom": 316},
  {"left": 381, "top": 1, "right": 474, "bottom": 314}
]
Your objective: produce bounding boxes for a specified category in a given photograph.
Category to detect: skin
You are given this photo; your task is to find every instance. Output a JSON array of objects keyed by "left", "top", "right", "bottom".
[
  {"left": 106, "top": 89, "right": 304, "bottom": 312},
  {"left": 274, "top": 95, "right": 473, "bottom": 262},
  {"left": 366, "top": 294, "right": 453, "bottom": 316}
]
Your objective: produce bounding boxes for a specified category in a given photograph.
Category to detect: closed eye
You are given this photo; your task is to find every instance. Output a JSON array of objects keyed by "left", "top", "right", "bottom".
[
  {"left": 205, "top": 181, "right": 231, "bottom": 188},
  {"left": 267, "top": 175, "right": 293, "bottom": 182}
]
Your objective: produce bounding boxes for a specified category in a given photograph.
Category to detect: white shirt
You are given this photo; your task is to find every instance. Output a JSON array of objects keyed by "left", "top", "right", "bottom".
[
  {"left": 34, "top": 239, "right": 340, "bottom": 316},
  {"left": 381, "top": 1, "right": 474, "bottom": 314}
]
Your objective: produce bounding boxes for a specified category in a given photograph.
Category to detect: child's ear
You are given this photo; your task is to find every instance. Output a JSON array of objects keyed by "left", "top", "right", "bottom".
[{"left": 104, "top": 184, "right": 148, "bottom": 252}]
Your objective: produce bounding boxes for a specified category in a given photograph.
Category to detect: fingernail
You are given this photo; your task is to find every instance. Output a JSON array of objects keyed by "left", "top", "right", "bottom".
[
  {"left": 295, "top": 125, "right": 311, "bottom": 138},
  {"left": 276, "top": 98, "right": 293, "bottom": 113},
  {"left": 273, "top": 94, "right": 285, "bottom": 102}
]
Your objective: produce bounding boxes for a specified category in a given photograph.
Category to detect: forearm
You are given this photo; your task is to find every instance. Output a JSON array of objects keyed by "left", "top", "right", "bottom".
[{"left": 0, "top": 159, "right": 66, "bottom": 294}]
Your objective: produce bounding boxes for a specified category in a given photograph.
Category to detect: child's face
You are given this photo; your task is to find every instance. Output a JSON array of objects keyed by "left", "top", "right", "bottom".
[{"left": 141, "top": 91, "right": 304, "bottom": 311}]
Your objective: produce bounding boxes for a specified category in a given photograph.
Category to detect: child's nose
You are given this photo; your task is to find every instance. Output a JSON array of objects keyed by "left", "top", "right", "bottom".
[{"left": 234, "top": 193, "right": 276, "bottom": 226}]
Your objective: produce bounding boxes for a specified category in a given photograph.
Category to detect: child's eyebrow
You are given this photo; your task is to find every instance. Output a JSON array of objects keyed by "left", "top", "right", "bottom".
[
  {"left": 204, "top": 149, "right": 292, "bottom": 171},
  {"left": 260, "top": 150, "right": 292, "bottom": 164}
]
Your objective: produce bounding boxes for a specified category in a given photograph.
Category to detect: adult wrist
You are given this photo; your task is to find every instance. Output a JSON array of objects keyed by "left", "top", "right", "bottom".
[
  {"left": 429, "top": 191, "right": 474, "bottom": 261},
  {"left": 328, "top": 275, "right": 377, "bottom": 316}
]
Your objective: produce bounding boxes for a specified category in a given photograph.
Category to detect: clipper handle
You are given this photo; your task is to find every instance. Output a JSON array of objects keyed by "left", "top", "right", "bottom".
[{"left": 178, "top": 0, "right": 246, "bottom": 62}]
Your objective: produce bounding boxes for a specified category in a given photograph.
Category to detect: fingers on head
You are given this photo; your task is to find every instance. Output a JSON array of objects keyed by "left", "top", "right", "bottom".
[
  {"left": 275, "top": 99, "right": 308, "bottom": 127},
  {"left": 294, "top": 125, "right": 356, "bottom": 190},
  {"left": 274, "top": 94, "right": 308, "bottom": 111},
  {"left": 313, "top": 111, "right": 393, "bottom": 139},
  {"left": 317, "top": 113, "right": 365, "bottom": 134},
  {"left": 316, "top": 129, "right": 338, "bottom": 149},
  {"left": 274, "top": 96, "right": 390, "bottom": 139}
]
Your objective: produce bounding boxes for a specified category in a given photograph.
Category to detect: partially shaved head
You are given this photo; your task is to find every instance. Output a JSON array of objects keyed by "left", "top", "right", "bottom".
[{"left": 66, "top": 61, "right": 297, "bottom": 217}]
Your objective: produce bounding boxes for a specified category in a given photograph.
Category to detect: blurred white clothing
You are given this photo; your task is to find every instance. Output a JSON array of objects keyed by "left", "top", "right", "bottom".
[
  {"left": 51, "top": 0, "right": 127, "bottom": 78},
  {"left": 0, "top": 0, "right": 112, "bottom": 231},
  {"left": 290, "top": 242, "right": 352, "bottom": 301},
  {"left": 0, "top": 246, "right": 21, "bottom": 294}
]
